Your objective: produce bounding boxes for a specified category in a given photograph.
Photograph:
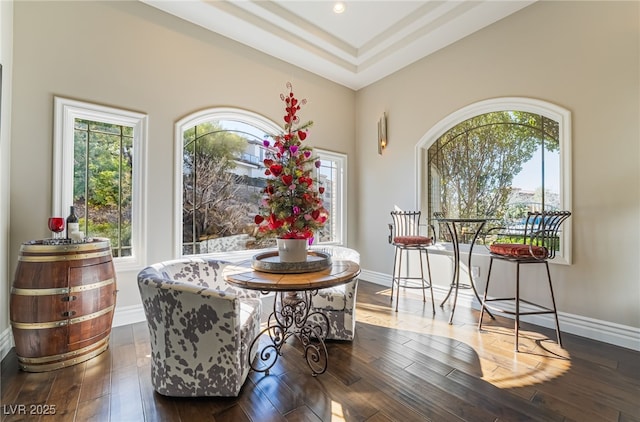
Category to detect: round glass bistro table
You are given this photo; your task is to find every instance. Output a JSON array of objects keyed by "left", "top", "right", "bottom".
[{"left": 434, "top": 217, "right": 496, "bottom": 324}]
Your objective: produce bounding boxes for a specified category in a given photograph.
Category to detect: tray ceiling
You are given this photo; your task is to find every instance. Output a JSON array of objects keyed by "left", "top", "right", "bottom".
[{"left": 142, "top": 0, "right": 535, "bottom": 90}]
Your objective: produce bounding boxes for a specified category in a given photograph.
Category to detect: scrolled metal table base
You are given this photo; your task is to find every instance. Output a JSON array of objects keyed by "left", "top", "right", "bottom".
[{"left": 249, "top": 290, "right": 329, "bottom": 376}]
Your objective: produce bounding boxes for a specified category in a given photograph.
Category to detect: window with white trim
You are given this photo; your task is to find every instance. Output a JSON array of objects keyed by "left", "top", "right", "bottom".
[
  {"left": 54, "top": 97, "right": 147, "bottom": 270},
  {"left": 315, "top": 149, "right": 347, "bottom": 245},
  {"left": 417, "top": 98, "right": 572, "bottom": 264},
  {"left": 174, "top": 108, "right": 347, "bottom": 256}
]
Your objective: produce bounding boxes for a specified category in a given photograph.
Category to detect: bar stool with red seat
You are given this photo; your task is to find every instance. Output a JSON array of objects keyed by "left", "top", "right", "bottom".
[
  {"left": 478, "top": 210, "right": 571, "bottom": 351},
  {"left": 388, "top": 211, "right": 435, "bottom": 313}
]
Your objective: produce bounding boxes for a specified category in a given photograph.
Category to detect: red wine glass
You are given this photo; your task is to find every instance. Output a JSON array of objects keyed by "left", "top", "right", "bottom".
[{"left": 48, "top": 217, "right": 64, "bottom": 239}]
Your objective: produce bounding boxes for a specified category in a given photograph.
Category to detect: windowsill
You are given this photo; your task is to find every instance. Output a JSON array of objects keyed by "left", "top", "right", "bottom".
[{"left": 427, "top": 242, "right": 491, "bottom": 257}]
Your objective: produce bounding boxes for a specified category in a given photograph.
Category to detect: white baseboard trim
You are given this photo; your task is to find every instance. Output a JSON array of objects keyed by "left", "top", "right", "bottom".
[
  {"left": 112, "top": 304, "right": 146, "bottom": 327},
  {"left": 359, "top": 269, "right": 640, "bottom": 351},
  {"left": 360, "top": 268, "right": 478, "bottom": 307},
  {"left": 0, "top": 327, "right": 13, "bottom": 362}
]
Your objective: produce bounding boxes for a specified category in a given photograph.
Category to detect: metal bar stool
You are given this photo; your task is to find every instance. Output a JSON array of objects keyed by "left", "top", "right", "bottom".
[
  {"left": 478, "top": 210, "right": 571, "bottom": 351},
  {"left": 388, "top": 211, "right": 435, "bottom": 313}
]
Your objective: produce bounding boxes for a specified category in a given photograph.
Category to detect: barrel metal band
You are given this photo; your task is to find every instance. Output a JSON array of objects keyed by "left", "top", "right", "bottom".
[
  {"left": 17, "top": 336, "right": 110, "bottom": 364},
  {"left": 18, "top": 250, "right": 112, "bottom": 262},
  {"left": 11, "top": 278, "right": 115, "bottom": 296},
  {"left": 10, "top": 305, "right": 114, "bottom": 330},
  {"left": 12, "top": 286, "right": 69, "bottom": 296},
  {"left": 71, "top": 278, "right": 115, "bottom": 293},
  {"left": 20, "top": 241, "right": 109, "bottom": 253},
  {"left": 18, "top": 341, "right": 110, "bottom": 372}
]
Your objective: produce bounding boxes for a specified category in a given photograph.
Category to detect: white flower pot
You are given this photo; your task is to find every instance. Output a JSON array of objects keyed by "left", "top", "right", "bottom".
[{"left": 276, "top": 238, "right": 308, "bottom": 263}]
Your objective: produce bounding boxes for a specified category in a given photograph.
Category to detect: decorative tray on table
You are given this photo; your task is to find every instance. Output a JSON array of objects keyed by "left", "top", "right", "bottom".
[{"left": 251, "top": 251, "right": 332, "bottom": 274}]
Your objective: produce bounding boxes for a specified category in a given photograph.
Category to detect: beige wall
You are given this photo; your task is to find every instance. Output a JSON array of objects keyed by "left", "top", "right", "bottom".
[
  {"left": 355, "top": 1, "right": 640, "bottom": 328},
  {"left": 6, "top": 1, "right": 355, "bottom": 333},
  {"left": 1, "top": 0, "right": 13, "bottom": 344}
]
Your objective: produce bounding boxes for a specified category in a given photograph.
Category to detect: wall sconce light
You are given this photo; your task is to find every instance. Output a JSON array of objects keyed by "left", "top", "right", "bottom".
[{"left": 378, "top": 112, "right": 387, "bottom": 155}]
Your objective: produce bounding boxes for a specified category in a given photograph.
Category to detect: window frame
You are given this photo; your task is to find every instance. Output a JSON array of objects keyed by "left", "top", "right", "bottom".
[
  {"left": 174, "top": 107, "right": 349, "bottom": 257},
  {"left": 416, "top": 97, "right": 572, "bottom": 264},
  {"left": 173, "top": 107, "right": 282, "bottom": 257},
  {"left": 315, "top": 148, "right": 348, "bottom": 246},
  {"left": 53, "top": 96, "right": 148, "bottom": 271}
]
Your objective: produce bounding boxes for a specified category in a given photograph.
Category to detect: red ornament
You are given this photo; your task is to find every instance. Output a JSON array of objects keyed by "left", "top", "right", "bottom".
[
  {"left": 282, "top": 174, "right": 293, "bottom": 185},
  {"left": 269, "top": 164, "right": 283, "bottom": 176},
  {"left": 254, "top": 215, "right": 264, "bottom": 224}
]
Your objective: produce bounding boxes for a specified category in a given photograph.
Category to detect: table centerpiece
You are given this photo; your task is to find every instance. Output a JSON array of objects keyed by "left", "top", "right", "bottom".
[{"left": 254, "top": 82, "right": 328, "bottom": 263}]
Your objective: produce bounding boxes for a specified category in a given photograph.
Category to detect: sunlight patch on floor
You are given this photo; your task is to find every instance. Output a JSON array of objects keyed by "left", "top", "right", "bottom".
[
  {"left": 331, "top": 400, "right": 346, "bottom": 421},
  {"left": 356, "top": 294, "right": 572, "bottom": 389}
]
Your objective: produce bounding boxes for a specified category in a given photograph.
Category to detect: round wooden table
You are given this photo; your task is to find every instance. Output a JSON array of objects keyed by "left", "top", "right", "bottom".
[{"left": 223, "top": 259, "right": 360, "bottom": 376}]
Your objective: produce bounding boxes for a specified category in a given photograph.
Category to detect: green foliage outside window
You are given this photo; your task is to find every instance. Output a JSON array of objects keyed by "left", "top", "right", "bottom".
[
  {"left": 428, "top": 111, "right": 560, "bottom": 229},
  {"left": 73, "top": 119, "right": 133, "bottom": 256},
  {"left": 182, "top": 122, "right": 264, "bottom": 253}
]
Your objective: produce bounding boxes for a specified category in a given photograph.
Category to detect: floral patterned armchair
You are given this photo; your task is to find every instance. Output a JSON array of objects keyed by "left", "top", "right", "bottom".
[{"left": 137, "top": 257, "right": 261, "bottom": 397}]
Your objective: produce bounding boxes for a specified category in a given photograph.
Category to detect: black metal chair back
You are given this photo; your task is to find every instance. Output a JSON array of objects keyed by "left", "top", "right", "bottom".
[
  {"left": 517, "top": 211, "right": 571, "bottom": 260},
  {"left": 389, "top": 211, "right": 423, "bottom": 244},
  {"left": 387, "top": 210, "right": 435, "bottom": 313}
]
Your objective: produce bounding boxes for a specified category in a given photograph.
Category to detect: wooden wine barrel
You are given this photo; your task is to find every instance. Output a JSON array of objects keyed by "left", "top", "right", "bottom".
[{"left": 10, "top": 238, "right": 117, "bottom": 372}]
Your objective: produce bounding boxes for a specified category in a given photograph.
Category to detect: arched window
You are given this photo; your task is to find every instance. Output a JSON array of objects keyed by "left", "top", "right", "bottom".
[
  {"left": 416, "top": 98, "right": 572, "bottom": 264},
  {"left": 174, "top": 108, "right": 346, "bottom": 257}
]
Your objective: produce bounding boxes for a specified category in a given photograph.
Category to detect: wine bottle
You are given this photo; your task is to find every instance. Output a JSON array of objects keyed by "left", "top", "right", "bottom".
[{"left": 66, "top": 206, "right": 79, "bottom": 239}]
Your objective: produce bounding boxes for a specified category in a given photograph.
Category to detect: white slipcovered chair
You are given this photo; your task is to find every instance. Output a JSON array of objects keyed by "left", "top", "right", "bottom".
[
  {"left": 308, "top": 246, "right": 360, "bottom": 341},
  {"left": 137, "top": 257, "right": 261, "bottom": 397}
]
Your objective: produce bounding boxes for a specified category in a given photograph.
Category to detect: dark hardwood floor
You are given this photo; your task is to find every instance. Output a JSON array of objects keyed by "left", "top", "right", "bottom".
[{"left": 2, "top": 281, "right": 639, "bottom": 422}]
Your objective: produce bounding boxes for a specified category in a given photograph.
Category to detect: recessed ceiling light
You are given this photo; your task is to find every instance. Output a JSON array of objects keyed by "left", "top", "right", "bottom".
[{"left": 333, "top": 2, "right": 345, "bottom": 14}]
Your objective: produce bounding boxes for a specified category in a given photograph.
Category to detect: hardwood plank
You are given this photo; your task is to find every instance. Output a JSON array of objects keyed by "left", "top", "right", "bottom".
[
  {"left": 0, "top": 350, "right": 27, "bottom": 410},
  {"left": 311, "top": 373, "right": 379, "bottom": 420},
  {"left": 2, "top": 370, "right": 55, "bottom": 422},
  {"left": 251, "top": 370, "right": 306, "bottom": 416},
  {"left": 74, "top": 395, "right": 110, "bottom": 422},
  {"left": 212, "top": 403, "right": 252, "bottom": 422},
  {"left": 442, "top": 367, "right": 564, "bottom": 422},
  {"left": 284, "top": 405, "right": 323, "bottom": 422},
  {"left": 238, "top": 377, "right": 287, "bottom": 422},
  {"left": 137, "top": 364, "right": 181, "bottom": 422},
  {"left": 363, "top": 411, "right": 395, "bottom": 422},
  {"left": 78, "top": 350, "right": 112, "bottom": 403},
  {"left": 44, "top": 362, "right": 86, "bottom": 422},
  {"left": 110, "top": 364, "right": 145, "bottom": 422},
  {"left": 620, "top": 411, "right": 640, "bottom": 422},
  {"left": 280, "top": 371, "right": 354, "bottom": 422},
  {"left": 529, "top": 390, "right": 619, "bottom": 422},
  {"left": 368, "top": 357, "right": 496, "bottom": 422},
  {"left": 172, "top": 396, "right": 237, "bottom": 421},
  {"left": 327, "top": 345, "right": 463, "bottom": 421}
]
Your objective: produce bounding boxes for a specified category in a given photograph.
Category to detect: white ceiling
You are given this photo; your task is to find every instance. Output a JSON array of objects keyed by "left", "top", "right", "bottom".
[{"left": 142, "top": 0, "right": 535, "bottom": 90}]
